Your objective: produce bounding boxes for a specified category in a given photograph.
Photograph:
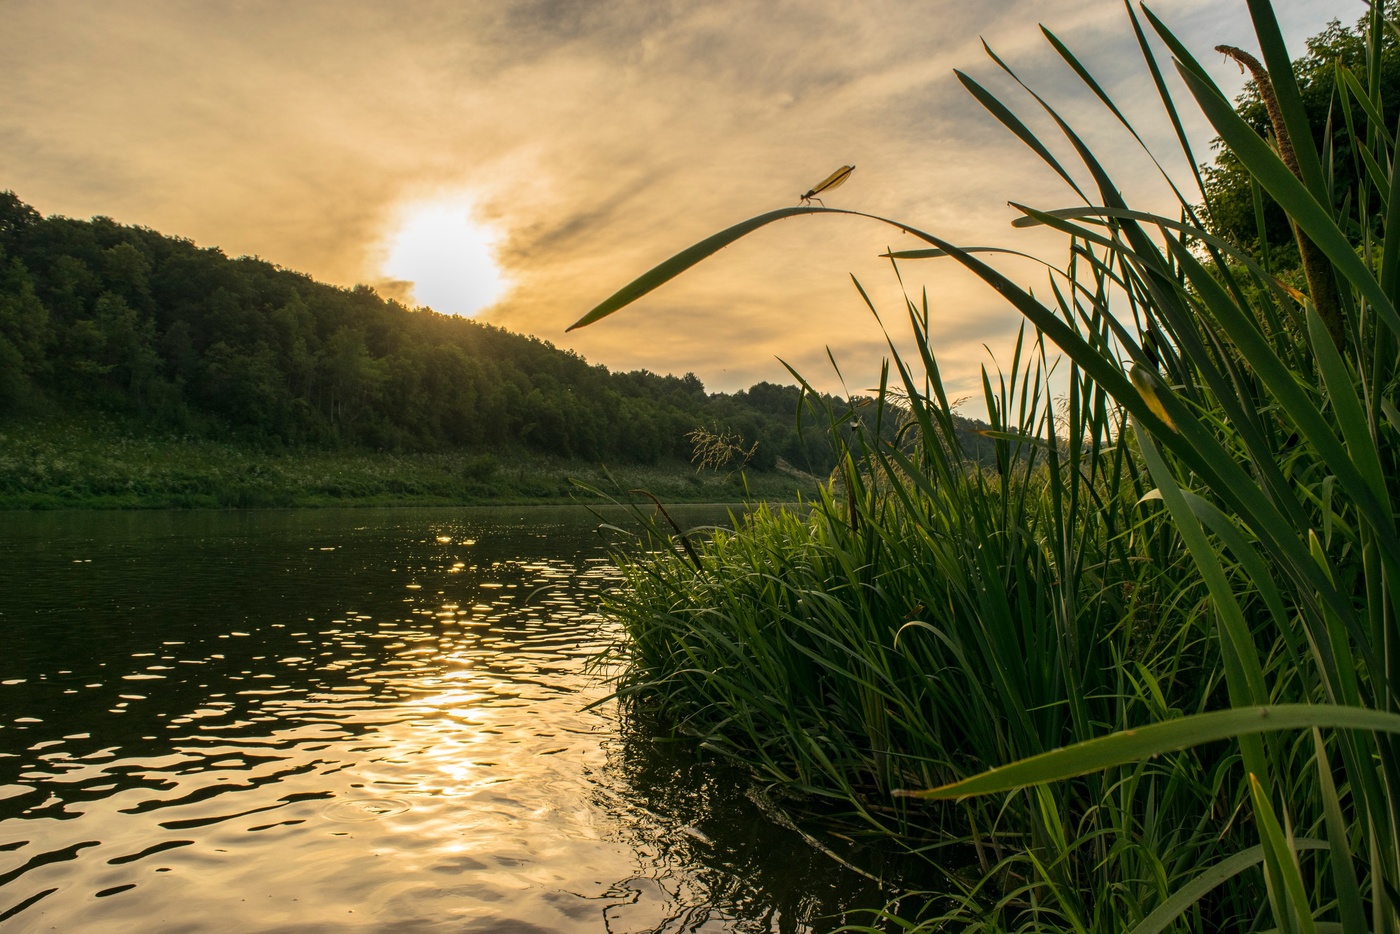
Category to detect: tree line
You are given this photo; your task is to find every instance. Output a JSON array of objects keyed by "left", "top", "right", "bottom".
[{"left": 0, "top": 192, "right": 874, "bottom": 472}]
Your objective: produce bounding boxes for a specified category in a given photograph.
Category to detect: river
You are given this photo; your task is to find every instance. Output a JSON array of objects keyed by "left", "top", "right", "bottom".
[{"left": 0, "top": 506, "right": 903, "bottom": 932}]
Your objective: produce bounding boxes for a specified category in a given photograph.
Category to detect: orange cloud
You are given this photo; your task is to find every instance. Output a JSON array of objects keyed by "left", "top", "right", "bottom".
[{"left": 0, "top": 0, "right": 1342, "bottom": 396}]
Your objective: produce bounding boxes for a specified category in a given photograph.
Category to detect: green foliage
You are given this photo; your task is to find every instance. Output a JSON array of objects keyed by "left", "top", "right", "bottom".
[
  {"left": 0, "top": 192, "right": 892, "bottom": 475},
  {"left": 1203, "top": 12, "right": 1400, "bottom": 272},
  {"left": 0, "top": 248, "right": 50, "bottom": 407},
  {"left": 578, "top": 2, "right": 1400, "bottom": 931}
]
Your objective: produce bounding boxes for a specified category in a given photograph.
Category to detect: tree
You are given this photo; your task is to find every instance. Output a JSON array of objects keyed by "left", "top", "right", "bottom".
[
  {"left": 0, "top": 250, "right": 49, "bottom": 410},
  {"left": 0, "top": 191, "right": 844, "bottom": 464},
  {"left": 0, "top": 191, "right": 40, "bottom": 256},
  {"left": 1203, "top": 14, "right": 1400, "bottom": 268}
]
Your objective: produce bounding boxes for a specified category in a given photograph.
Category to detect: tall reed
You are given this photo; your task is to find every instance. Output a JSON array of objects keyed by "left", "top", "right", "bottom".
[{"left": 578, "top": 2, "right": 1400, "bottom": 930}]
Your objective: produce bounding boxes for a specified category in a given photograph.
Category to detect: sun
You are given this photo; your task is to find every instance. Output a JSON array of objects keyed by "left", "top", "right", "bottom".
[{"left": 381, "top": 195, "right": 508, "bottom": 316}]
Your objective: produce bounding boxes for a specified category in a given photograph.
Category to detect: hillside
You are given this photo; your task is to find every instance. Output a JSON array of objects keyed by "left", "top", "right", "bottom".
[
  {"left": 0, "top": 192, "right": 1001, "bottom": 507},
  {"left": 0, "top": 192, "right": 835, "bottom": 450}
]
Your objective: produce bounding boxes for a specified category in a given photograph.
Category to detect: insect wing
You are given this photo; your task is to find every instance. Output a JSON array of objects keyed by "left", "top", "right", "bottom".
[{"left": 809, "top": 164, "right": 854, "bottom": 196}]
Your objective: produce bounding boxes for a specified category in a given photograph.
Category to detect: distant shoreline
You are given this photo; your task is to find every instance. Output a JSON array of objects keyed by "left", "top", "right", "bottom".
[{"left": 0, "top": 421, "right": 823, "bottom": 511}]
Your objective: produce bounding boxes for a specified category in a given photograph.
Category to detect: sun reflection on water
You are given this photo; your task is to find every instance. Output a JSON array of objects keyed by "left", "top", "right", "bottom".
[{"left": 0, "top": 508, "right": 906, "bottom": 932}]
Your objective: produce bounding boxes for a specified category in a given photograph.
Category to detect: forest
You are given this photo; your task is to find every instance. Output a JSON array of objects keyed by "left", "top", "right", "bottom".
[{"left": 0, "top": 190, "right": 914, "bottom": 481}]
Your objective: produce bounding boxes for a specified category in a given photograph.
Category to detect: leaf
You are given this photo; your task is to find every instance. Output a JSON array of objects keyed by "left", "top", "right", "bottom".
[
  {"left": 1312, "top": 729, "right": 1368, "bottom": 934},
  {"left": 1245, "top": 0, "right": 1327, "bottom": 195},
  {"left": 1135, "top": 418, "right": 1272, "bottom": 784},
  {"left": 566, "top": 207, "right": 823, "bottom": 331},
  {"left": 1249, "top": 772, "right": 1317, "bottom": 934},
  {"left": 898, "top": 704, "right": 1400, "bottom": 799},
  {"left": 882, "top": 246, "right": 1027, "bottom": 260},
  {"left": 1175, "top": 62, "right": 1400, "bottom": 337},
  {"left": 1041, "top": 24, "right": 1201, "bottom": 213},
  {"left": 1129, "top": 366, "right": 1177, "bottom": 431},
  {"left": 1335, "top": 65, "right": 1393, "bottom": 148},
  {"left": 1124, "top": 1, "right": 1213, "bottom": 220},
  {"left": 1128, "top": 841, "right": 1327, "bottom": 934},
  {"left": 954, "top": 70, "right": 1090, "bottom": 203},
  {"left": 1308, "top": 305, "right": 1388, "bottom": 507}
]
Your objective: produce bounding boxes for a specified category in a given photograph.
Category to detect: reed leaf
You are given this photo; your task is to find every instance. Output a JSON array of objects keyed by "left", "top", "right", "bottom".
[{"left": 901, "top": 706, "right": 1400, "bottom": 799}]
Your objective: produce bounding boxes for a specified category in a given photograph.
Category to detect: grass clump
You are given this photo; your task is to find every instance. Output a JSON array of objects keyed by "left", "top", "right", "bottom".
[{"left": 579, "top": 2, "right": 1400, "bottom": 930}]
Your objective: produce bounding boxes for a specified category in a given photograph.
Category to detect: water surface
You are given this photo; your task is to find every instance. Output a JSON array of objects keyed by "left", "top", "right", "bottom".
[{"left": 0, "top": 506, "right": 900, "bottom": 932}]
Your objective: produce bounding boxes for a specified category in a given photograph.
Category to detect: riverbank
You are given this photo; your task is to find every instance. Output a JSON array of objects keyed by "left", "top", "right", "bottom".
[{"left": 0, "top": 422, "right": 823, "bottom": 509}]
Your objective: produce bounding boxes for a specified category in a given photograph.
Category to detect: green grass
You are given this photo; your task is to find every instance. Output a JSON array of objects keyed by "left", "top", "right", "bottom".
[
  {"left": 574, "top": 3, "right": 1400, "bottom": 931},
  {"left": 0, "top": 419, "right": 820, "bottom": 509}
]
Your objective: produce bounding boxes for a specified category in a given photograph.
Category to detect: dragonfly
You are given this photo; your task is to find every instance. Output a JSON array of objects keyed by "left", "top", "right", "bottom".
[{"left": 798, "top": 164, "right": 854, "bottom": 206}]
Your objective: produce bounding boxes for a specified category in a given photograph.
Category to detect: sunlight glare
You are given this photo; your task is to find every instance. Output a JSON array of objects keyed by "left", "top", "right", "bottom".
[{"left": 382, "top": 196, "right": 507, "bottom": 316}]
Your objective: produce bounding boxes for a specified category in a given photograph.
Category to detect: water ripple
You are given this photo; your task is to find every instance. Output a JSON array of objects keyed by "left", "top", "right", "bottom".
[{"left": 0, "top": 506, "right": 903, "bottom": 932}]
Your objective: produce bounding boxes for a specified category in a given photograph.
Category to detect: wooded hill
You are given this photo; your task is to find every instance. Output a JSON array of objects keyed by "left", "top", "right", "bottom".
[{"left": 0, "top": 192, "right": 876, "bottom": 474}]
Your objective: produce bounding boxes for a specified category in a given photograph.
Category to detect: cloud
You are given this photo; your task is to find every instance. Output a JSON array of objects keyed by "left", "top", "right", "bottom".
[{"left": 0, "top": 0, "right": 1346, "bottom": 397}]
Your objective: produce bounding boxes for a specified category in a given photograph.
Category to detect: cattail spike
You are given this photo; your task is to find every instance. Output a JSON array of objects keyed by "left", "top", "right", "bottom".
[{"left": 1216, "top": 44, "right": 1343, "bottom": 350}]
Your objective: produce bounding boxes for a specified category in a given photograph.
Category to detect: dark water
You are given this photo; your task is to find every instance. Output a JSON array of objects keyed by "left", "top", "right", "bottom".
[{"left": 0, "top": 506, "right": 902, "bottom": 932}]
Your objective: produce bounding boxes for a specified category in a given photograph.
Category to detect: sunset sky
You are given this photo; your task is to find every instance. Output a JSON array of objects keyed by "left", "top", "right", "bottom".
[{"left": 3, "top": 0, "right": 1343, "bottom": 397}]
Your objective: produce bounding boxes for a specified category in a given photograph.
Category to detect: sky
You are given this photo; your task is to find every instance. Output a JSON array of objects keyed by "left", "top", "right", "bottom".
[{"left": 1, "top": 0, "right": 1347, "bottom": 399}]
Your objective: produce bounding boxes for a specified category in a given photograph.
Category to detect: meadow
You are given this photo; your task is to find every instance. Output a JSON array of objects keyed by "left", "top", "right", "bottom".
[{"left": 579, "top": 4, "right": 1400, "bottom": 931}]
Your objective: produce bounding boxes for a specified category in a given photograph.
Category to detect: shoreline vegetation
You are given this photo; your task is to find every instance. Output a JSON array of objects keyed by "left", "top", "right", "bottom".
[
  {"left": 0, "top": 420, "right": 824, "bottom": 510},
  {"left": 578, "top": 5, "right": 1400, "bottom": 932},
  {"left": 0, "top": 183, "right": 926, "bottom": 512}
]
